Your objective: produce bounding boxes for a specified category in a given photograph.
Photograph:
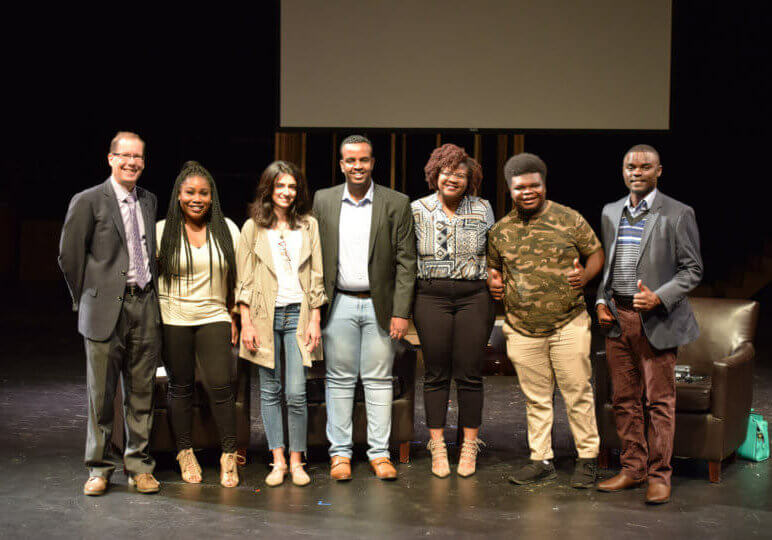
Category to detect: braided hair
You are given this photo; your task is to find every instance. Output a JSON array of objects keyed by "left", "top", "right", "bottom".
[{"left": 158, "top": 161, "right": 237, "bottom": 308}]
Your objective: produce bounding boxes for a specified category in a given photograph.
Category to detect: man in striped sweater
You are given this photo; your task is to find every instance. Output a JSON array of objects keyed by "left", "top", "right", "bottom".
[{"left": 595, "top": 145, "right": 703, "bottom": 504}]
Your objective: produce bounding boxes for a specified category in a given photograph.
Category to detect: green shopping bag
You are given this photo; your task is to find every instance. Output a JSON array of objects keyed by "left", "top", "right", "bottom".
[{"left": 737, "top": 409, "right": 769, "bottom": 462}]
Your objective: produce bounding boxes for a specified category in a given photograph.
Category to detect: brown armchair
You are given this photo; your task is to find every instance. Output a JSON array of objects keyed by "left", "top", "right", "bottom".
[
  {"left": 594, "top": 297, "right": 760, "bottom": 482},
  {"left": 112, "top": 350, "right": 251, "bottom": 461},
  {"left": 305, "top": 339, "right": 418, "bottom": 463}
]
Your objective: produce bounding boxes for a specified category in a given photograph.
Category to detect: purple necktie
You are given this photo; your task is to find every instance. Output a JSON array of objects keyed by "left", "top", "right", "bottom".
[{"left": 127, "top": 193, "right": 150, "bottom": 288}]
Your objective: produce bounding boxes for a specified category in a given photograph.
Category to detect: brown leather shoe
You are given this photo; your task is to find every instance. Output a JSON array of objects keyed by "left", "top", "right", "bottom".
[
  {"left": 597, "top": 472, "right": 643, "bottom": 492},
  {"left": 370, "top": 457, "right": 397, "bottom": 480},
  {"left": 645, "top": 482, "right": 671, "bottom": 504},
  {"left": 330, "top": 456, "right": 352, "bottom": 481},
  {"left": 83, "top": 476, "right": 108, "bottom": 496},
  {"left": 128, "top": 473, "right": 160, "bottom": 494}
]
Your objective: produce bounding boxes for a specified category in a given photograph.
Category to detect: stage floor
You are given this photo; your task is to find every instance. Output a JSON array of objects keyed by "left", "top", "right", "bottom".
[{"left": 1, "top": 286, "right": 770, "bottom": 539}]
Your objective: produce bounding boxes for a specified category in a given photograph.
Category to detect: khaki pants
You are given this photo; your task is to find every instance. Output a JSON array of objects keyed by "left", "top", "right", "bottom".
[{"left": 503, "top": 311, "right": 599, "bottom": 460}]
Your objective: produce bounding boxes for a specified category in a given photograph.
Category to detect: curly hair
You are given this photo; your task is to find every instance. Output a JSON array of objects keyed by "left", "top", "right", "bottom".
[
  {"left": 158, "top": 160, "right": 237, "bottom": 308},
  {"left": 503, "top": 153, "right": 547, "bottom": 187},
  {"left": 248, "top": 160, "right": 311, "bottom": 230},
  {"left": 423, "top": 144, "right": 483, "bottom": 196}
]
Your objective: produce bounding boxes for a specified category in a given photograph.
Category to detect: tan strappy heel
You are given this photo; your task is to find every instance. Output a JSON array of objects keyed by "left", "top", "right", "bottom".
[
  {"left": 176, "top": 448, "right": 202, "bottom": 484},
  {"left": 427, "top": 439, "right": 451, "bottom": 478}
]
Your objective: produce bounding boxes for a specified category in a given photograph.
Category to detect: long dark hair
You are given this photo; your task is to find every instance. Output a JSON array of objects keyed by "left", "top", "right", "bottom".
[
  {"left": 158, "top": 161, "right": 237, "bottom": 308},
  {"left": 248, "top": 160, "right": 311, "bottom": 230}
]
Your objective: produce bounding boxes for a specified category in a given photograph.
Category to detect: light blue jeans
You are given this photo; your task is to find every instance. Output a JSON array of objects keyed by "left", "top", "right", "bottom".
[
  {"left": 323, "top": 293, "right": 395, "bottom": 460},
  {"left": 258, "top": 303, "right": 308, "bottom": 453}
]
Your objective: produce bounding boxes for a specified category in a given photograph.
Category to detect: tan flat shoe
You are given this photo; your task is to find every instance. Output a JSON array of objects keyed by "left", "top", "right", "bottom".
[
  {"left": 220, "top": 452, "right": 240, "bottom": 488},
  {"left": 427, "top": 439, "right": 450, "bottom": 478},
  {"left": 176, "top": 448, "right": 202, "bottom": 484},
  {"left": 458, "top": 438, "right": 485, "bottom": 478},
  {"left": 128, "top": 473, "right": 160, "bottom": 494},
  {"left": 83, "top": 476, "right": 108, "bottom": 496},
  {"left": 290, "top": 463, "right": 311, "bottom": 486},
  {"left": 265, "top": 462, "right": 288, "bottom": 487}
]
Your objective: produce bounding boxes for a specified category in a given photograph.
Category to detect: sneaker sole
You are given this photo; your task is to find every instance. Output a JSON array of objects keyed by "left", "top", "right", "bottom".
[{"left": 509, "top": 471, "right": 557, "bottom": 485}]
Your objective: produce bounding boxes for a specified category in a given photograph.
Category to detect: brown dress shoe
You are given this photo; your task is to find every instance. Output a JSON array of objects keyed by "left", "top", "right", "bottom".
[
  {"left": 83, "top": 476, "right": 108, "bottom": 496},
  {"left": 128, "top": 473, "right": 160, "bottom": 494},
  {"left": 597, "top": 472, "right": 643, "bottom": 492},
  {"left": 645, "top": 482, "right": 671, "bottom": 504},
  {"left": 330, "top": 456, "right": 352, "bottom": 481},
  {"left": 370, "top": 457, "right": 397, "bottom": 480}
]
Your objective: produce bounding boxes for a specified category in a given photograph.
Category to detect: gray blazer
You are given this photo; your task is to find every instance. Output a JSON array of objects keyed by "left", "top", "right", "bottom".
[
  {"left": 597, "top": 191, "right": 703, "bottom": 349},
  {"left": 312, "top": 183, "right": 417, "bottom": 333},
  {"left": 58, "top": 179, "right": 160, "bottom": 341}
]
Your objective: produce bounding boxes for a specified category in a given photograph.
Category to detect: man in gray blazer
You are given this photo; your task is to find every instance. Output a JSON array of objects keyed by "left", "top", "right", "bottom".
[
  {"left": 595, "top": 144, "right": 703, "bottom": 504},
  {"left": 59, "top": 131, "right": 162, "bottom": 496},
  {"left": 313, "top": 134, "right": 416, "bottom": 481}
]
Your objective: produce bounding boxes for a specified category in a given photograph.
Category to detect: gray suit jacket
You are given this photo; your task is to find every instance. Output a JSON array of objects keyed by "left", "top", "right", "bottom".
[
  {"left": 597, "top": 191, "right": 703, "bottom": 349},
  {"left": 312, "top": 183, "right": 417, "bottom": 333},
  {"left": 58, "top": 179, "right": 160, "bottom": 341}
]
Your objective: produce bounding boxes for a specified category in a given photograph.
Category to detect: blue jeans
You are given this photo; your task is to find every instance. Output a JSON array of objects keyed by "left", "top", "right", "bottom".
[
  {"left": 323, "top": 294, "right": 395, "bottom": 460},
  {"left": 258, "top": 303, "right": 308, "bottom": 453}
]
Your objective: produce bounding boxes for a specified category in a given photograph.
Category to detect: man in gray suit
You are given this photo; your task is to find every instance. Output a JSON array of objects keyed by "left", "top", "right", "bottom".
[
  {"left": 595, "top": 144, "right": 703, "bottom": 504},
  {"left": 59, "top": 131, "right": 162, "bottom": 496},
  {"left": 313, "top": 135, "right": 416, "bottom": 481}
]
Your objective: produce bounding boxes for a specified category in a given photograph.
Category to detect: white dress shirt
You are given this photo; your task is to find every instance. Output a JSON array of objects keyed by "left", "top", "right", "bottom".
[
  {"left": 336, "top": 181, "right": 374, "bottom": 291},
  {"left": 110, "top": 176, "right": 150, "bottom": 286}
]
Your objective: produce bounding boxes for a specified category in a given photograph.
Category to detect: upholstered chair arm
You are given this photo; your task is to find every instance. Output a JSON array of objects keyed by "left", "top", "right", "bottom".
[{"left": 710, "top": 341, "right": 754, "bottom": 420}]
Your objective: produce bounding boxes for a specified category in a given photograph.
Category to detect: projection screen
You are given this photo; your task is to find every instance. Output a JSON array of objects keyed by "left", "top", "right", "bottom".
[{"left": 280, "top": 0, "right": 671, "bottom": 130}]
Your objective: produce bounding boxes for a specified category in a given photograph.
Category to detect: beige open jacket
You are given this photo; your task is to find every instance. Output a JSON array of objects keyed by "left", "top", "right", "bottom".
[{"left": 235, "top": 216, "right": 327, "bottom": 368}]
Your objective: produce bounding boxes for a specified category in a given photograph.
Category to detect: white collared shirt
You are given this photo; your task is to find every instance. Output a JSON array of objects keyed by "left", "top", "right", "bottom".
[
  {"left": 625, "top": 188, "right": 658, "bottom": 218},
  {"left": 110, "top": 176, "right": 150, "bottom": 286},
  {"left": 336, "top": 181, "right": 374, "bottom": 291}
]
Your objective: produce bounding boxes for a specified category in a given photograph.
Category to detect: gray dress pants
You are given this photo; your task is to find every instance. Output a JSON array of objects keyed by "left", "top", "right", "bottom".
[{"left": 83, "top": 287, "right": 161, "bottom": 478}]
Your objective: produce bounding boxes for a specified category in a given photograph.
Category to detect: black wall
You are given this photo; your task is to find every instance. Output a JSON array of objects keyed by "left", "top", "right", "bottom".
[{"left": 2, "top": 2, "right": 768, "bottom": 288}]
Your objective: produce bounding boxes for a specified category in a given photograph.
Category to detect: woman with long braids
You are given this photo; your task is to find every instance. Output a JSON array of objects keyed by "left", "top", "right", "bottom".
[
  {"left": 236, "top": 161, "right": 326, "bottom": 487},
  {"left": 157, "top": 160, "right": 241, "bottom": 487},
  {"left": 411, "top": 144, "right": 496, "bottom": 478}
]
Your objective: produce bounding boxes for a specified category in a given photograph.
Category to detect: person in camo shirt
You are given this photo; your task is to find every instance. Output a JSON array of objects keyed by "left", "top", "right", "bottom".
[{"left": 487, "top": 153, "right": 605, "bottom": 489}]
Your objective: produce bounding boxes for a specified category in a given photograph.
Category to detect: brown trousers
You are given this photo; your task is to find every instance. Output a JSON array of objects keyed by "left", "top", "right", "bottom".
[{"left": 606, "top": 304, "right": 676, "bottom": 485}]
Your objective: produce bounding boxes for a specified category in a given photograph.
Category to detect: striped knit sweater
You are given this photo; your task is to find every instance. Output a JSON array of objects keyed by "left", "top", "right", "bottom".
[{"left": 611, "top": 207, "right": 650, "bottom": 296}]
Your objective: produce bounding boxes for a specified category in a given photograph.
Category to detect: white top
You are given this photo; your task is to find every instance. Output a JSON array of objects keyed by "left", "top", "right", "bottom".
[
  {"left": 337, "top": 181, "right": 374, "bottom": 291},
  {"left": 156, "top": 218, "right": 241, "bottom": 326},
  {"left": 267, "top": 229, "right": 304, "bottom": 307},
  {"left": 110, "top": 176, "right": 150, "bottom": 286}
]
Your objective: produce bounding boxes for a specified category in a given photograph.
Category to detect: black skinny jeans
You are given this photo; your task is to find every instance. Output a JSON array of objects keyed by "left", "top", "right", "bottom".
[
  {"left": 163, "top": 322, "right": 237, "bottom": 453},
  {"left": 413, "top": 279, "right": 495, "bottom": 429}
]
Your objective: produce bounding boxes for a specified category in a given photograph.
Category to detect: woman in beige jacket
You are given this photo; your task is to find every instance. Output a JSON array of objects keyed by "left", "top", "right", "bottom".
[{"left": 236, "top": 161, "right": 326, "bottom": 487}]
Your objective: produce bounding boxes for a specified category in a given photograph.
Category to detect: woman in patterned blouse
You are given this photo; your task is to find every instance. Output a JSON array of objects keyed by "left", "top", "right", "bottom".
[{"left": 410, "top": 144, "right": 496, "bottom": 478}]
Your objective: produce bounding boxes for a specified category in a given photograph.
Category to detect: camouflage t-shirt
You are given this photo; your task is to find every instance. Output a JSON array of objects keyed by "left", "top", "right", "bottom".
[{"left": 487, "top": 201, "right": 602, "bottom": 337}]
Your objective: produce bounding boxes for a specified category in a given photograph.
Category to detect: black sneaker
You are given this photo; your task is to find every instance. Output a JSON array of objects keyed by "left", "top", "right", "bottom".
[
  {"left": 570, "top": 458, "right": 598, "bottom": 489},
  {"left": 508, "top": 460, "right": 557, "bottom": 485}
]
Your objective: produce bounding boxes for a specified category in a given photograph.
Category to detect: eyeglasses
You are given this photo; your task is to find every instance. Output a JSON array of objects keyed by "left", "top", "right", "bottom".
[
  {"left": 440, "top": 169, "right": 468, "bottom": 180},
  {"left": 111, "top": 152, "right": 145, "bottom": 162}
]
